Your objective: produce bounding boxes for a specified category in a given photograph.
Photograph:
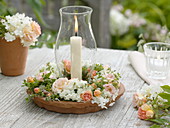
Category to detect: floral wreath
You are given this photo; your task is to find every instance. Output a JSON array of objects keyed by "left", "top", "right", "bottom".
[{"left": 23, "top": 60, "right": 121, "bottom": 108}]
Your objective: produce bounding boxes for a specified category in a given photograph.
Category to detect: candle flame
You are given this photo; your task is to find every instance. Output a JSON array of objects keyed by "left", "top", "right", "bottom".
[{"left": 74, "top": 15, "right": 78, "bottom": 33}]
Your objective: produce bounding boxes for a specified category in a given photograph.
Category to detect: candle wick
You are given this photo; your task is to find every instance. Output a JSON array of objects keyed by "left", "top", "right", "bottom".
[{"left": 75, "top": 32, "right": 78, "bottom": 36}]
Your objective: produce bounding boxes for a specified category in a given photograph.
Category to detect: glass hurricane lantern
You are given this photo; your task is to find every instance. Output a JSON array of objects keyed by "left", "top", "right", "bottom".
[{"left": 55, "top": 6, "right": 97, "bottom": 80}]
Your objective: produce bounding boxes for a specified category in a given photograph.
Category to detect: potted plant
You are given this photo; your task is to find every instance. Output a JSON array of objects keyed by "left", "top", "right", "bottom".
[{"left": 0, "top": 13, "right": 41, "bottom": 76}]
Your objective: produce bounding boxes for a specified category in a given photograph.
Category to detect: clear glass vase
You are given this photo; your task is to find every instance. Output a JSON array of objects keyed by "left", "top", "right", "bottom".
[{"left": 55, "top": 6, "right": 97, "bottom": 79}]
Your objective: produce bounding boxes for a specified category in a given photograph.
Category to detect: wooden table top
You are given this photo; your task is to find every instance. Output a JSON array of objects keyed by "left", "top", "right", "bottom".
[{"left": 0, "top": 48, "right": 152, "bottom": 128}]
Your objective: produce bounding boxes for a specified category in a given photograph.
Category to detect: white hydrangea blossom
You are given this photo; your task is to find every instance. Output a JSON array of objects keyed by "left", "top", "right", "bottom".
[
  {"left": 139, "top": 84, "right": 163, "bottom": 99},
  {"left": 2, "top": 13, "right": 32, "bottom": 39},
  {"left": 138, "top": 84, "right": 167, "bottom": 104},
  {"left": 125, "top": 9, "right": 146, "bottom": 27},
  {"left": 92, "top": 97, "right": 110, "bottom": 109},
  {"left": 4, "top": 32, "right": 16, "bottom": 41},
  {"left": 110, "top": 7, "right": 130, "bottom": 36},
  {"left": 110, "top": 5, "right": 146, "bottom": 36},
  {"left": 58, "top": 79, "right": 92, "bottom": 102}
]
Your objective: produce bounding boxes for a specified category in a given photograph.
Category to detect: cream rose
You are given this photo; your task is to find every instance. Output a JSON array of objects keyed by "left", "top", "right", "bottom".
[{"left": 52, "top": 78, "right": 68, "bottom": 93}]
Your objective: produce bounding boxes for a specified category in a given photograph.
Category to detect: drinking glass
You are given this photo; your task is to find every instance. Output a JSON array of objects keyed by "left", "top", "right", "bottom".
[{"left": 143, "top": 42, "right": 170, "bottom": 79}]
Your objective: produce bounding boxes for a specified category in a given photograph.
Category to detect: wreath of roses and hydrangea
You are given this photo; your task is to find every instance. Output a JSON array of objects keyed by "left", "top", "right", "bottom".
[{"left": 22, "top": 60, "right": 121, "bottom": 108}]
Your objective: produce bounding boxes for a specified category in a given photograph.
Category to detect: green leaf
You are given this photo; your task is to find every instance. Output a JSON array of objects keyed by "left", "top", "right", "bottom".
[
  {"left": 26, "top": 0, "right": 50, "bottom": 29},
  {"left": 161, "top": 85, "right": 170, "bottom": 93},
  {"left": 164, "top": 101, "right": 170, "bottom": 105},
  {"left": 33, "top": 9, "right": 50, "bottom": 29},
  {"left": 148, "top": 118, "right": 169, "bottom": 125},
  {"left": 39, "top": 0, "right": 46, "bottom": 5},
  {"left": 150, "top": 124, "right": 161, "bottom": 128},
  {"left": 158, "top": 93, "right": 170, "bottom": 102},
  {"left": 94, "top": 64, "right": 104, "bottom": 71},
  {"left": 0, "top": 0, "right": 6, "bottom": 5},
  {"left": 0, "top": 16, "right": 5, "bottom": 19}
]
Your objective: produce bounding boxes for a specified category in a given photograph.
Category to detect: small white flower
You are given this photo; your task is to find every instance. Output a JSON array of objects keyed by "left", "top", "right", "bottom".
[
  {"left": 109, "top": 102, "right": 115, "bottom": 106},
  {"left": 49, "top": 73, "right": 56, "bottom": 79},
  {"left": 140, "top": 84, "right": 163, "bottom": 99},
  {"left": 4, "top": 32, "right": 16, "bottom": 42},
  {"left": 92, "top": 97, "right": 110, "bottom": 109}
]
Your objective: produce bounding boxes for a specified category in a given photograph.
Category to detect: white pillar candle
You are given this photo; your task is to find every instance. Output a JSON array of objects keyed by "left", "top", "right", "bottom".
[{"left": 70, "top": 36, "right": 82, "bottom": 80}]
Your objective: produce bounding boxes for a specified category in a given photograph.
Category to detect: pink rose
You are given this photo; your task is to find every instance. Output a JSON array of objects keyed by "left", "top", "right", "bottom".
[
  {"left": 87, "top": 68, "right": 97, "bottom": 78},
  {"left": 63, "top": 60, "right": 71, "bottom": 73},
  {"left": 138, "top": 107, "right": 147, "bottom": 120},
  {"left": 31, "top": 21, "right": 41, "bottom": 36},
  {"left": 22, "top": 26, "right": 37, "bottom": 42},
  {"left": 80, "top": 91, "right": 93, "bottom": 101},
  {"left": 34, "top": 88, "right": 40, "bottom": 94},
  {"left": 94, "top": 90, "right": 101, "bottom": 97},
  {"left": 52, "top": 78, "right": 68, "bottom": 93},
  {"left": 146, "top": 110, "right": 154, "bottom": 119},
  {"left": 106, "top": 74, "right": 115, "bottom": 80},
  {"left": 22, "top": 21, "right": 41, "bottom": 43},
  {"left": 36, "top": 73, "right": 43, "bottom": 81},
  {"left": 35, "top": 71, "right": 50, "bottom": 81},
  {"left": 27, "top": 77, "right": 34, "bottom": 83},
  {"left": 103, "top": 84, "right": 116, "bottom": 94},
  {"left": 138, "top": 104, "right": 154, "bottom": 120},
  {"left": 23, "top": 32, "right": 36, "bottom": 42},
  {"left": 91, "top": 70, "right": 97, "bottom": 78},
  {"left": 132, "top": 93, "right": 146, "bottom": 108}
]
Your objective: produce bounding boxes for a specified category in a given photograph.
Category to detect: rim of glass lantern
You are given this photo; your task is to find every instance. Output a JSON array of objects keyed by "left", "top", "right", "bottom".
[{"left": 59, "top": 6, "right": 93, "bottom": 15}]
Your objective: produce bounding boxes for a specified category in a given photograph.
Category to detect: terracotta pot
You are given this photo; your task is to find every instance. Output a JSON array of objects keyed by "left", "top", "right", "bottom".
[{"left": 0, "top": 38, "right": 28, "bottom": 76}]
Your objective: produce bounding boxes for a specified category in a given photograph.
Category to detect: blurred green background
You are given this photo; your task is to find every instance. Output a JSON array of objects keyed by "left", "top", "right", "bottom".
[
  {"left": 0, "top": 0, "right": 170, "bottom": 50},
  {"left": 110, "top": 0, "right": 170, "bottom": 50}
]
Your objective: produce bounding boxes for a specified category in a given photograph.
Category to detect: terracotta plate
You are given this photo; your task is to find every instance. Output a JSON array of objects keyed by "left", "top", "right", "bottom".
[{"left": 31, "top": 83, "right": 125, "bottom": 114}]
